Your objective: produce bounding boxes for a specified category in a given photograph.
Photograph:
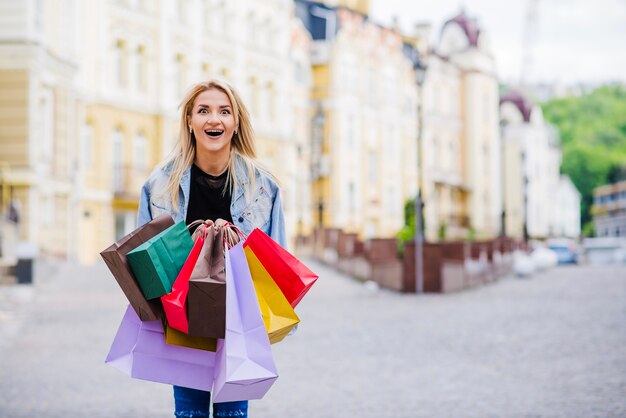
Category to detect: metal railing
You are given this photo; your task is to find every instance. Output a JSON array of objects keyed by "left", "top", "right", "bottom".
[{"left": 113, "top": 165, "right": 149, "bottom": 198}]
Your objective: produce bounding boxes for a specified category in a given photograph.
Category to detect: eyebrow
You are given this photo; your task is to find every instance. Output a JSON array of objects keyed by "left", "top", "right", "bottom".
[{"left": 197, "top": 104, "right": 231, "bottom": 109}]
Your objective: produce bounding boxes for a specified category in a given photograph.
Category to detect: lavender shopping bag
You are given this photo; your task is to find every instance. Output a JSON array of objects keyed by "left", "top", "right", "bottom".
[
  {"left": 212, "top": 242, "right": 278, "bottom": 402},
  {"left": 105, "top": 305, "right": 216, "bottom": 391}
]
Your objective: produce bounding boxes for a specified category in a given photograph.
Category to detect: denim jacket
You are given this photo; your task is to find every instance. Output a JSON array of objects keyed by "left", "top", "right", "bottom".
[{"left": 137, "top": 154, "right": 286, "bottom": 247}]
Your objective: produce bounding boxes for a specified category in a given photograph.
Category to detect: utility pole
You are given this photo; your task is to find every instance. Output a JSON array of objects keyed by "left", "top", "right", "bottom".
[{"left": 414, "top": 62, "right": 427, "bottom": 294}]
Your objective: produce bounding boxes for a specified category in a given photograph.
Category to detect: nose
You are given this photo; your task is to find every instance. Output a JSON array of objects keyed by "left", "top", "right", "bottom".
[{"left": 205, "top": 112, "right": 221, "bottom": 124}]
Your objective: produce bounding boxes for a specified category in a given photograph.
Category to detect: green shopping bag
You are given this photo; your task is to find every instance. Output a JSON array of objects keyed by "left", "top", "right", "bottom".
[{"left": 127, "top": 221, "right": 194, "bottom": 300}]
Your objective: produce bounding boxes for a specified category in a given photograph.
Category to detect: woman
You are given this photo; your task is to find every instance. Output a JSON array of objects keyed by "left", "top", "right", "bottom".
[{"left": 137, "top": 79, "right": 286, "bottom": 418}]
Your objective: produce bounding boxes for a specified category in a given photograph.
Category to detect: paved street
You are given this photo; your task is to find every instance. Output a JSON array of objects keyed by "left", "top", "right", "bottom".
[{"left": 0, "top": 259, "right": 625, "bottom": 418}]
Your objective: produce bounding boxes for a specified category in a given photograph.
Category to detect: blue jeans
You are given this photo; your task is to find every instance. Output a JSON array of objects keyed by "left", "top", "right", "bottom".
[{"left": 173, "top": 386, "right": 248, "bottom": 417}]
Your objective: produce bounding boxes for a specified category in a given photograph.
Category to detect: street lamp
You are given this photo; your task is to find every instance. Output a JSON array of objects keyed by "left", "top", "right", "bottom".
[{"left": 414, "top": 60, "right": 427, "bottom": 294}]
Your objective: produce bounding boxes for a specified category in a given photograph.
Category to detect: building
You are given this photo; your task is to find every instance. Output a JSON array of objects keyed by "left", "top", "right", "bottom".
[
  {"left": 592, "top": 180, "right": 626, "bottom": 237},
  {"left": 500, "top": 90, "right": 580, "bottom": 240},
  {"left": 295, "top": 0, "right": 419, "bottom": 239},
  {"left": 0, "top": 0, "right": 81, "bottom": 261},
  {"left": 416, "top": 11, "right": 502, "bottom": 241},
  {"left": 553, "top": 175, "right": 581, "bottom": 239},
  {"left": 284, "top": 16, "right": 314, "bottom": 238},
  {"left": 0, "top": 0, "right": 314, "bottom": 263}
]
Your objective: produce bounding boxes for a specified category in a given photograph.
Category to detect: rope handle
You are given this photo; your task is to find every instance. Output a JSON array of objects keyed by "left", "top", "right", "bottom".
[
  {"left": 188, "top": 219, "right": 247, "bottom": 249},
  {"left": 214, "top": 219, "right": 247, "bottom": 249},
  {"left": 188, "top": 219, "right": 213, "bottom": 241}
]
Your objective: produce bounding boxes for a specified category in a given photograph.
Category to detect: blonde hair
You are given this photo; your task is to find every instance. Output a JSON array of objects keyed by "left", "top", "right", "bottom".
[{"left": 161, "top": 79, "right": 262, "bottom": 210}]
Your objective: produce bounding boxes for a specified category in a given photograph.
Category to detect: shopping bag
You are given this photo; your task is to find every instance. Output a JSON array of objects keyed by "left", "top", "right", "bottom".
[
  {"left": 127, "top": 221, "right": 194, "bottom": 300},
  {"left": 187, "top": 224, "right": 227, "bottom": 338},
  {"left": 105, "top": 305, "right": 216, "bottom": 391},
  {"left": 164, "top": 323, "right": 217, "bottom": 352},
  {"left": 161, "top": 224, "right": 212, "bottom": 334},
  {"left": 100, "top": 213, "right": 174, "bottom": 321},
  {"left": 244, "top": 228, "right": 318, "bottom": 307},
  {"left": 212, "top": 242, "right": 278, "bottom": 402},
  {"left": 244, "top": 247, "right": 300, "bottom": 344}
]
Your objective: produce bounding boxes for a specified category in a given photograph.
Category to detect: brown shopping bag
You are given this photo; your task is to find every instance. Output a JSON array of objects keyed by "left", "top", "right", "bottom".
[
  {"left": 100, "top": 213, "right": 174, "bottom": 321},
  {"left": 186, "top": 219, "right": 243, "bottom": 338}
]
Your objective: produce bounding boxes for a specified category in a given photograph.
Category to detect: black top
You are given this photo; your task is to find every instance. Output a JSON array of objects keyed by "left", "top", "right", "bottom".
[{"left": 185, "top": 164, "right": 233, "bottom": 226}]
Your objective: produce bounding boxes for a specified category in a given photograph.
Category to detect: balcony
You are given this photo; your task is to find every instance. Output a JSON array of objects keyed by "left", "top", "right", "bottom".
[
  {"left": 113, "top": 165, "right": 149, "bottom": 202},
  {"left": 448, "top": 214, "right": 471, "bottom": 228}
]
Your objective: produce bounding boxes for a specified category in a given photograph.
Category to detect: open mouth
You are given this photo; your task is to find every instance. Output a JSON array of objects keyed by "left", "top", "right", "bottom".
[{"left": 205, "top": 129, "right": 224, "bottom": 137}]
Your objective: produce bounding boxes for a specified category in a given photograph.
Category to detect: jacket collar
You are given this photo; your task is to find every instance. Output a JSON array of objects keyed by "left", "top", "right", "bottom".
[{"left": 162, "top": 153, "right": 254, "bottom": 202}]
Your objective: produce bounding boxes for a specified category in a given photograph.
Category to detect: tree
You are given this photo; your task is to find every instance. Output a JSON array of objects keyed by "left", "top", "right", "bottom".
[{"left": 542, "top": 84, "right": 626, "bottom": 235}]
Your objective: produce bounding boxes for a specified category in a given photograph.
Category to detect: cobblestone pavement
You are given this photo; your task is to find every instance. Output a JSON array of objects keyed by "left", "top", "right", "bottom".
[{"left": 0, "top": 259, "right": 624, "bottom": 418}]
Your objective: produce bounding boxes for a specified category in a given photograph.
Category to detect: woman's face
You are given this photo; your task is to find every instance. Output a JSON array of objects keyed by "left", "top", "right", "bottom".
[{"left": 188, "top": 88, "right": 236, "bottom": 159}]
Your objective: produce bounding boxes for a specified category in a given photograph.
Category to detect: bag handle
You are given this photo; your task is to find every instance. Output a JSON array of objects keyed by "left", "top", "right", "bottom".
[
  {"left": 188, "top": 219, "right": 214, "bottom": 232},
  {"left": 188, "top": 220, "right": 212, "bottom": 242},
  {"left": 213, "top": 219, "right": 247, "bottom": 249},
  {"left": 187, "top": 218, "right": 247, "bottom": 249}
]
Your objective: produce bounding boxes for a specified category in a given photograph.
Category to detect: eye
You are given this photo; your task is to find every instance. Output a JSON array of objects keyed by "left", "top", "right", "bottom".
[
  {"left": 198, "top": 108, "right": 207, "bottom": 114},
  {"left": 220, "top": 109, "right": 231, "bottom": 115}
]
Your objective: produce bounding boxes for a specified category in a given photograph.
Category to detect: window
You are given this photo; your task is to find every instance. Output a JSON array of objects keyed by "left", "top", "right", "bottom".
[
  {"left": 174, "top": 53, "right": 186, "bottom": 97},
  {"left": 112, "top": 129, "right": 124, "bottom": 192},
  {"left": 202, "top": 62, "right": 211, "bottom": 79},
  {"left": 247, "top": 12, "right": 256, "bottom": 45},
  {"left": 266, "top": 82, "right": 276, "bottom": 122},
  {"left": 386, "top": 187, "right": 395, "bottom": 214},
  {"left": 177, "top": 0, "right": 186, "bottom": 23},
  {"left": 368, "top": 151, "right": 377, "bottom": 182},
  {"left": 115, "top": 211, "right": 136, "bottom": 241},
  {"left": 346, "top": 115, "right": 355, "bottom": 149},
  {"left": 133, "top": 133, "right": 146, "bottom": 170},
  {"left": 41, "top": 194, "right": 54, "bottom": 226},
  {"left": 202, "top": 0, "right": 210, "bottom": 31},
  {"left": 248, "top": 77, "right": 258, "bottom": 116},
  {"left": 348, "top": 182, "right": 355, "bottom": 212},
  {"left": 267, "top": 25, "right": 276, "bottom": 50},
  {"left": 81, "top": 123, "right": 93, "bottom": 168},
  {"left": 220, "top": 67, "right": 230, "bottom": 81},
  {"left": 35, "top": 0, "right": 44, "bottom": 31},
  {"left": 114, "top": 39, "right": 128, "bottom": 87},
  {"left": 40, "top": 88, "right": 54, "bottom": 164},
  {"left": 295, "top": 61, "right": 305, "bottom": 84},
  {"left": 136, "top": 45, "right": 147, "bottom": 92}
]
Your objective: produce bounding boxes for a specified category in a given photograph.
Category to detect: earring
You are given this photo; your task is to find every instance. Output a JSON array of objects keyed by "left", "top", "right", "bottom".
[
  {"left": 233, "top": 131, "right": 238, "bottom": 141},
  {"left": 189, "top": 126, "right": 192, "bottom": 133}
]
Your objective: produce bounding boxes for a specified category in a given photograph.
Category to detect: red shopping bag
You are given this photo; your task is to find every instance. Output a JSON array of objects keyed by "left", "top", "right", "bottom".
[
  {"left": 160, "top": 224, "right": 211, "bottom": 334},
  {"left": 243, "top": 229, "right": 318, "bottom": 307}
]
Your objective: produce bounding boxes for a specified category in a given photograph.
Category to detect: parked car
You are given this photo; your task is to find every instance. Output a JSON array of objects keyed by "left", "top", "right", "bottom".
[{"left": 547, "top": 239, "right": 578, "bottom": 264}]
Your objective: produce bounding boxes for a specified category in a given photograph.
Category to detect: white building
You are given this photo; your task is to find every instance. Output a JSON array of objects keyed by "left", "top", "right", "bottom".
[
  {"left": 500, "top": 90, "right": 580, "bottom": 240},
  {"left": 554, "top": 175, "right": 581, "bottom": 238}
]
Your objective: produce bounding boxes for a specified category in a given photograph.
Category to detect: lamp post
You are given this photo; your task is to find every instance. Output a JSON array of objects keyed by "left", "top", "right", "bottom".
[{"left": 414, "top": 61, "right": 427, "bottom": 294}]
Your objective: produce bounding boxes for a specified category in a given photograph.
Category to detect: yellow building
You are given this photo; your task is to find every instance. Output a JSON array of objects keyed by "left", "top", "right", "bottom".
[
  {"left": 0, "top": 0, "right": 80, "bottom": 262},
  {"left": 1, "top": 0, "right": 316, "bottom": 263},
  {"left": 296, "top": 0, "right": 419, "bottom": 239},
  {"left": 592, "top": 180, "right": 626, "bottom": 238},
  {"left": 416, "top": 11, "right": 502, "bottom": 241}
]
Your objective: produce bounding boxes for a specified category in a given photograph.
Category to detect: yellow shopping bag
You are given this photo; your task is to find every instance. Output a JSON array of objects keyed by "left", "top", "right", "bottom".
[
  {"left": 164, "top": 323, "right": 217, "bottom": 352},
  {"left": 244, "top": 247, "right": 300, "bottom": 343}
]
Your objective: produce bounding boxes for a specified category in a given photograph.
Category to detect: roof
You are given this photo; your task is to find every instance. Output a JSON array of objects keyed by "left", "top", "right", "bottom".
[
  {"left": 294, "top": 0, "right": 338, "bottom": 41},
  {"left": 500, "top": 91, "right": 533, "bottom": 122},
  {"left": 442, "top": 10, "right": 481, "bottom": 47}
]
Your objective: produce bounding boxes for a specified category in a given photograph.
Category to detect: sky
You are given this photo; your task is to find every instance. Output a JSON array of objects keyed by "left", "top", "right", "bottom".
[{"left": 369, "top": 0, "right": 626, "bottom": 86}]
